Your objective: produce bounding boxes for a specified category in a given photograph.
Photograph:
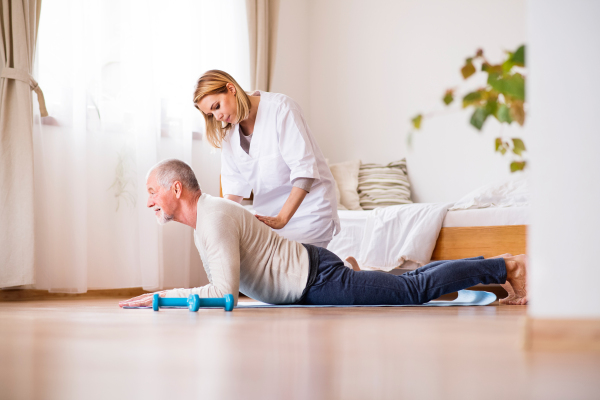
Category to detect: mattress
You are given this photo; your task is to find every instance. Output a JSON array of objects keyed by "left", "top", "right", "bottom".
[
  {"left": 442, "top": 206, "right": 529, "bottom": 227},
  {"left": 336, "top": 205, "right": 529, "bottom": 231}
]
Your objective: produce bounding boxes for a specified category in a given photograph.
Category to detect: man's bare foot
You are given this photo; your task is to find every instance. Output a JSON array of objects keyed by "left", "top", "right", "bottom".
[
  {"left": 486, "top": 254, "right": 517, "bottom": 304},
  {"left": 345, "top": 256, "right": 361, "bottom": 272},
  {"left": 502, "top": 254, "right": 528, "bottom": 305},
  {"left": 499, "top": 281, "right": 518, "bottom": 305}
]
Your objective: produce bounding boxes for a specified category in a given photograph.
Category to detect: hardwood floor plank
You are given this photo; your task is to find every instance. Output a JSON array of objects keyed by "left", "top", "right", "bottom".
[{"left": 1, "top": 299, "right": 599, "bottom": 400}]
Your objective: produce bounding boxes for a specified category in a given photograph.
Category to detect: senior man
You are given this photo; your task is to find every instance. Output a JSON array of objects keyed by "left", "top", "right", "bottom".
[{"left": 119, "top": 159, "right": 528, "bottom": 308}]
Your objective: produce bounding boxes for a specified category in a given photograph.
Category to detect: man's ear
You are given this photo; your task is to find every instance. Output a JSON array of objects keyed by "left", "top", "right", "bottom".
[{"left": 173, "top": 181, "right": 183, "bottom": 199}]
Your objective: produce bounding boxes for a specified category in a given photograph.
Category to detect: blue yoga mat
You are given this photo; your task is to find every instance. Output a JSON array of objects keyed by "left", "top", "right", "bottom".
[
  {"left": 236, "top": 290, "right": 496, "bottom": 308},
  {"left": 123, "top": 290, "right": 496, "bottom": 309}
]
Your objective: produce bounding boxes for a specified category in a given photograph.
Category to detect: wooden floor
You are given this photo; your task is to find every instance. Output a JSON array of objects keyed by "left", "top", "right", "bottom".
[{"left": 1, "top": 298, "right": 599, "bottom": 400}]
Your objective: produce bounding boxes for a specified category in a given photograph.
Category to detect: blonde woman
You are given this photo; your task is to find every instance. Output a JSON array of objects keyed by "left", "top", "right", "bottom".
[{"left": 193, "top": 70, "right": 339, "bottom": 248}]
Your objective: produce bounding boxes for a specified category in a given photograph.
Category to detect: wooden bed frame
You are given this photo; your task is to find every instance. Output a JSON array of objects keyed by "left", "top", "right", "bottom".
[{"left": 431, "top": 225, "right": 527, "bottom": 260}]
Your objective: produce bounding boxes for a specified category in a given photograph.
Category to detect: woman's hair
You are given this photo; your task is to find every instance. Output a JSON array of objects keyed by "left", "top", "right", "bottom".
[{"left": 193, "top": 70, "right": 251, "bottom": 149}]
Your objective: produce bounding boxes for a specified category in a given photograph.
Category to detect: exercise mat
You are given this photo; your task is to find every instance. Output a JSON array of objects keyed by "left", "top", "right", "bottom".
[{"left": 123, "top": 290, "right": 496, "bottom": 309}]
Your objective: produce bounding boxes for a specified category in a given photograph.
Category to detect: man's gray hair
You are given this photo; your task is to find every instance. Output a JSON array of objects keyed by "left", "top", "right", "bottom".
[{"left": 148, "top": 159, "right": 201, "bottom": 193}]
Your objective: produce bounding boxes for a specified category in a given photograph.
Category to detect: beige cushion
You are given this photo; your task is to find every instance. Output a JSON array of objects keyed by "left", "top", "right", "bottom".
[
  {"left": 326, "top": 159, "right": 347, "bottom": 210},
  {"left": 333, "top": 180, "right": 347, "bottom": 210},
  {"left": 358, "top": 159, "right": 412, "bottom": 210},
  {"left": 329, "top": 160, "right": 362, "bottom": 210}
]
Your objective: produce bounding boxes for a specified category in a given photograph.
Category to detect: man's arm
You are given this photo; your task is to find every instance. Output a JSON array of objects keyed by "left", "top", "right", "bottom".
[
  {"left": 163, "top": 212, "right": 242, "bottom": 304},
  {"left": 120, "top": 212, "right": 242, "bottom": 307}
]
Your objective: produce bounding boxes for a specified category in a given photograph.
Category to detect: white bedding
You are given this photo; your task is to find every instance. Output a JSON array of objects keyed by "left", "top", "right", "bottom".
[
  {"left": 328, "top": 206, "right": 530, "bottom": 271},
  {"left": 443, "top": 206, "right": 529, "bottom": 227},
  {"left": 360, "top": 203, "right": 450, "bottom": 271}
]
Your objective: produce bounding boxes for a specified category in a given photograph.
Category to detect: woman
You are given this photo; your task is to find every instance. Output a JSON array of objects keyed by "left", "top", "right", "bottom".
[{"left": 193, "top": 70, "right": 339, "bottom": 248}]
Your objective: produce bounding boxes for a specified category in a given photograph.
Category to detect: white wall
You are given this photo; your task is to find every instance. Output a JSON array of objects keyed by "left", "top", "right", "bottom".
[
  {"left": 272, "top": 0, "right": 527, "bottom": 203},
  {"left": 527, "top": 0, "right": 600, "bottom": 318},
  {"left": 272, "top": 0, "right": 600, "bottom": 319},
  {"left": 270, "top": 0, "right": 311, "bottom": 118}
]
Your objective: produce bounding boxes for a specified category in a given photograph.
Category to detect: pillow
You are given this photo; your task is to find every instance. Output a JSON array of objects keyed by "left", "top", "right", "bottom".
[
  {"left": 449, "top": 174, "right": 529, "bottom": 210},
  {"left": 329, "top": 160, "right": 362, "bottom": 210},
  {"left": 333, "top": 180, "right": 347, "bottom": 210},
  {"left": 358, "top": 159, "right": 412, "bottom": 210}
]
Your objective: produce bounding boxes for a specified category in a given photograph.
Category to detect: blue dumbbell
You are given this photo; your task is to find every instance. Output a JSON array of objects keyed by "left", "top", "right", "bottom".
[{"left": 152, "top": 293, "right": 234, "bottom": 312}]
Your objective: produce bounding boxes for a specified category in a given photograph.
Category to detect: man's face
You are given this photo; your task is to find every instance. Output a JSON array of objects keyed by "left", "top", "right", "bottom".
[{"left": 146, "top": 173, "right": 175, "bottom": 225}]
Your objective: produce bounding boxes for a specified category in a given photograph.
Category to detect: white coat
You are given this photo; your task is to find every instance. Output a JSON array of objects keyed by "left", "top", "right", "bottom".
[{"left": 220, "top": 91, "right": 340, "bottom": 244}]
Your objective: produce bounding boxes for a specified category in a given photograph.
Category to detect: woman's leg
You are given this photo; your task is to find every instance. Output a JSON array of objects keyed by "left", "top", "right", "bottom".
[{"left": 302, "top": 249, "right": 507, "bottom": 306}]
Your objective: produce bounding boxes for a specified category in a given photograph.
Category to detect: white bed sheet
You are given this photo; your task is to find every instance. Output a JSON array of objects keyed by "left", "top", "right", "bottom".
[
  {"left": 442, "top": 206, "right": 529, "bottom": 227},
  {"left": 336, "top": 206, "right": 529, "bottom": 231}
]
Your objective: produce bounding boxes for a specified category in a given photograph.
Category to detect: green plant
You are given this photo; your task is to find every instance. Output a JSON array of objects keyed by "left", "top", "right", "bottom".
[{"left": 410, "top": 45, "right": 527, "bottom": 172}]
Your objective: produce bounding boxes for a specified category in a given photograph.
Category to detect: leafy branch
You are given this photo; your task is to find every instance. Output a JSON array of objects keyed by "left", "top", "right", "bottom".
[{"left": 410, "top": 45, "right": 527, "bottom": 172}]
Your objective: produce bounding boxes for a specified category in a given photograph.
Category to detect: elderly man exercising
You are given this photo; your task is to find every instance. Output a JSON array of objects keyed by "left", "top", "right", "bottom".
[{"left": 119, "top": 159, "right": 528, "bottom": 308}]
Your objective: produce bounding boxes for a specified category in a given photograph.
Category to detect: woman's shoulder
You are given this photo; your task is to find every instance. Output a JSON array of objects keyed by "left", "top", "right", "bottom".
[{"left": 260, "top": 91, "right": 302, "bottom": 113}]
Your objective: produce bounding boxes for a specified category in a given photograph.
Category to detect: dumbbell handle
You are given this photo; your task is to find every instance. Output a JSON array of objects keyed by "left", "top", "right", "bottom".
[
  {"left": 153, "top": 293, "right": 234, "bottom": 312},
  {"left": 156, "top": 297, "right": 189, "bottom": 307}
]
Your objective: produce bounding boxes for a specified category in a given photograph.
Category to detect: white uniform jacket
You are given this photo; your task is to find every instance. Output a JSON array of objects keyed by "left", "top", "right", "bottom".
[{"left": 220, "top": 91, "right": 340, "bottom": 244}]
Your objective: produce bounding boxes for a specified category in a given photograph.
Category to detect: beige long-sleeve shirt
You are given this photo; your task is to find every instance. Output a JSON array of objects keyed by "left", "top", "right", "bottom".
[{"left": 165, "top": 194, "right": 310, "bottom": 305}]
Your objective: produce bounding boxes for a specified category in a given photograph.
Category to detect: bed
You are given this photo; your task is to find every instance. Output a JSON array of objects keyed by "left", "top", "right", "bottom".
[
  {"left": 433, "top": 207, "right": 528, "bottom": 261},
  {"left": 328, "top": 206, "right": 528, "bottom": 270},
  {"left": 220, "top": 170, "right": 529, "bottom": 270}
]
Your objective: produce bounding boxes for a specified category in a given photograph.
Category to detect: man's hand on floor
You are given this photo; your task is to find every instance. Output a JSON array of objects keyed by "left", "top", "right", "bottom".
[{"left": 119, "top": 291, "right": 167, "bottom": 308}]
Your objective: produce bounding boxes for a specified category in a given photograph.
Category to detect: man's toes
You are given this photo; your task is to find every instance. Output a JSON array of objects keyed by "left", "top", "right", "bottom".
[
  {"left": 518, "top": 297, "right": 528, "bottom": 305},
  {"left": 499, "top": 294, "right": 529, "bottom": 305},
  {"left": 499, "top": 295, "right": 516, "bottom": 305},
  {"left": 506, "top": 297, "right": 527, "bottom": 305}
]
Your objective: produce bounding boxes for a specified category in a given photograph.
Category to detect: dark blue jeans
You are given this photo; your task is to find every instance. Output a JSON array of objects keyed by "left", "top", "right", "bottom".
[{"left": 300, "top": 247, "right": 507, "bottom": 305}]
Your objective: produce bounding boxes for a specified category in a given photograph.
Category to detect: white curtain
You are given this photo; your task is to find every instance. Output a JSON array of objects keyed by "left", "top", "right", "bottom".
[
  {"left": 32, "top": 0, "right": 250, "bottom": 293},
  {"left": 245, "top": 0, "right": 279, "bottom": 91},
  {"left": 0, "top": 0, "right": 44, "bottom": 288}
]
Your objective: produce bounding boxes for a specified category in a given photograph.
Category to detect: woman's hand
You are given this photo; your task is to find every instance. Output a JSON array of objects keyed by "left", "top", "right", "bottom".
[
  {"left": 255, "top": 214, "right": 289, "bottom": 230},
  {"left": 118, "top": 291, "right": 167, "bottom": 308},
  {"left": 254, "top": 186, "right": 308, "bottom": 230}
]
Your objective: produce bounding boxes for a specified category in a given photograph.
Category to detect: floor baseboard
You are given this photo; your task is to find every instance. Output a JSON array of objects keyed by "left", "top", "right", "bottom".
[{"left": 0, "top": 287, "right": 149, "bottom": 301}]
